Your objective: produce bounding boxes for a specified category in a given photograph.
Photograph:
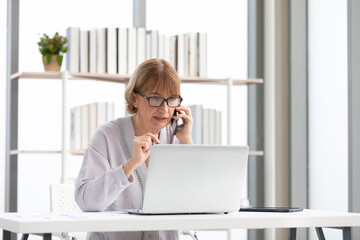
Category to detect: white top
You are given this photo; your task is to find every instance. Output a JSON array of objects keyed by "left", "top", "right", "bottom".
[
  {"left": 1, "top": 210, "right": 360, "bottom": 234},
  {"left": 74, "top": 116, "right": 179, "bottom": 240}
]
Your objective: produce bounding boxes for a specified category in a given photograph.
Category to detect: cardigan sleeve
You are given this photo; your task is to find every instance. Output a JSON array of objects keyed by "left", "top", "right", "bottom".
[{"left": 74, "top": 127, "right": 133, "bottom": 212}]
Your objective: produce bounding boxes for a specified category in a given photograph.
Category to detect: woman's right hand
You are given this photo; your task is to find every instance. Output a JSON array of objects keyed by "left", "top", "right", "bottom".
[{"left": 123, "top": 133, "right": 160, "bottom": 179}]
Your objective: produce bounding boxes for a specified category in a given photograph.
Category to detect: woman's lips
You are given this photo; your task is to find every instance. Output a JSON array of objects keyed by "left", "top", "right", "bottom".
[{"left": 153, "top": 116, "right": 168, "bottom": 123}]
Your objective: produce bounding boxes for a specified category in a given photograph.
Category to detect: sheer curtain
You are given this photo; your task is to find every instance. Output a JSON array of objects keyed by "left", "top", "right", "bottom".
[
  {"left": 308, "top": 0, "right": 348, "bottom": 239},
  {"left": 1, "top": 0, "right": 7, "bottom": 229}
]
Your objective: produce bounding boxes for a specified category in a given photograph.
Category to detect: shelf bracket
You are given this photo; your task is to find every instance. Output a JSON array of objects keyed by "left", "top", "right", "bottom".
[{"left": 61, "top": 71, "right": 69, "bottom": 183}]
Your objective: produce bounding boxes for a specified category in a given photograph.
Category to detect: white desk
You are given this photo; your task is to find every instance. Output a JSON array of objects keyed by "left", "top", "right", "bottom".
[{"left": 1, "top": 209, "right": 360, "bottom": 240}]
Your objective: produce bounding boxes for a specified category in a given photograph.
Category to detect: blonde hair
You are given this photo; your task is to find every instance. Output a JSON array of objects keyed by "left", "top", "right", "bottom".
[{"left": 125, "top": 59, "right": 181, "bottom": 114}]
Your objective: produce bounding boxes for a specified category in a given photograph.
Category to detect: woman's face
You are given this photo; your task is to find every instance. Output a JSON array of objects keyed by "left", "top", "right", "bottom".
[{"left": 133, "top": 90, "right": 178, "bottom": 130}]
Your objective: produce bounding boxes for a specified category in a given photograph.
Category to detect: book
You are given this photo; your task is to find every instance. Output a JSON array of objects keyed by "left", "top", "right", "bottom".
[
  {"left": 70, "top": 102, "right": 115, "bottom": 148},
  {"left": 209, "top": 108, "right": 216, "bottom": 144},
  {"left": 215, "top": 110, "right": 222, "bottom": 145},
  {"left": 188, "top": 32, "right": 198, "bottom": 77},
  {"left": 66, "top": 27, "right": 80, "bottom": 73},
  {"left": 79, "top": 30, "right": 89, "bottom": 73},
  {"left": 184, "top": 33, "right": 189, "bottom": 76},
  {"left": 97, "top": 28, "right": 107, "bottom": 74},
  {"left": 81, "top": 105, "right": 89, "bottom": 150},
  {"left": 106, "top": 102, "right": 115, "bottom": 121},
  {"left": 146, "top": 30, "right": 151, "bottom": 60},
  {"left": 149, "top": 30, "right": 158, "bottom": 59},
  {"left": 89, "top": 28, "right": 97, "bottom": 73},
  {"left": 88, "top": 103, "right": 97, "bottom": 142},
  {"left": 137, "top": 28, "right": 146, "bottom": 65},
  {"left": 97, "top": 102, "right": 107, "bottom": 127},
  {"left": 163, "top": 35, "right": 170, "bottom": 62},
  {"left": 158, "top": 34, "right": 164, "bottom": 59},
  {"left": 70, "top": 108, "right": 75, "bottom": 150},
  {"left": 198, "top": 32, "right": 207, "bottom": 77},
  {"left": 169, "top": 35, "right": 177, "bottom": 69},
  {"left": 127, "top": 27, "right": 137, "bottom": 75},
  {"left": 118, "top": 28, "right": 128, "bottom": 75},
  {"left": 159, "top": 34, "right": 170, "bottom": 61},
  {"left": 107, "top": 27, "right": 118, "bottom": 74},
  {"left": 202, "top": 108, "right": 210, "bottom": 144},
  {"left": 189, "top": 104, "right": 203, "bottom": 144},
  {"left": 71, "top": 106, "right": 82, "bottom": 150},
  {"left": 176, "top": 34, "right": 185, "bottom": 77}
]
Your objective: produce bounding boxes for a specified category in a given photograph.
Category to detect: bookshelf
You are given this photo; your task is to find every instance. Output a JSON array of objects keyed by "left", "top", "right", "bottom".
[{"left": 11, "top": 71, "right": 264, "bottom": 183}]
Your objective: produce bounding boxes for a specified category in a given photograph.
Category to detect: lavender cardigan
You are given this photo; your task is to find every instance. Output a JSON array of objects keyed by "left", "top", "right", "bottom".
[{"left": 75, "top": 115, "right": 180, "bottom": 240}]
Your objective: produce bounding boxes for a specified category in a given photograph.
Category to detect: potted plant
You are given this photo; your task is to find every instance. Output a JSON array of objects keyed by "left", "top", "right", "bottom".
[{"left": 37, "top": 32, "right": 68, "bottom": 72}]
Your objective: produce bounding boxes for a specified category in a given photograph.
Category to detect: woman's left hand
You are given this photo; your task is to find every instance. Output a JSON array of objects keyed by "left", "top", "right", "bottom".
[{"left": 173, "top": 105, "right": 193, "bottom": 144}]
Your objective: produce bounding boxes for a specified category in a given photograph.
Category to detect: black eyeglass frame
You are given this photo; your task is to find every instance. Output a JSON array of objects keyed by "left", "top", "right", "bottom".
[{"left": 134, "top": 91, "right": 183, "bottom": 108}]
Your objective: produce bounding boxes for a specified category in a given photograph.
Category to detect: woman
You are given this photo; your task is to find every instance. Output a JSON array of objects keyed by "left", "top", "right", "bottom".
[{"left": 75, "top": 58, "right": 193, "bottom": 240}]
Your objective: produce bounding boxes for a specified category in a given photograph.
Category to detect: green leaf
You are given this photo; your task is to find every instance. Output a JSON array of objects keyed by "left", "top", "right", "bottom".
[
  {"left": 45, "top": 54, "right": 52, "bottom": 64},
  {"left": 38, "top": 32, "right": 68, "bottom": 56},
  {"left": 57, "top": 55, "right": 63, "bottom": 66}
]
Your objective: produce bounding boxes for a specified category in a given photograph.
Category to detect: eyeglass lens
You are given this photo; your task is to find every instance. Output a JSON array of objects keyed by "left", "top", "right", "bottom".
[{"left": 149, "top": 97, "right": 181, "bottom": 107}]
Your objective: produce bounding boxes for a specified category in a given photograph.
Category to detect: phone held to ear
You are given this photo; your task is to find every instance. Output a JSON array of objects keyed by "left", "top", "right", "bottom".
[{"left": 172, "top": 110, "right": 184, "bottom": 135}]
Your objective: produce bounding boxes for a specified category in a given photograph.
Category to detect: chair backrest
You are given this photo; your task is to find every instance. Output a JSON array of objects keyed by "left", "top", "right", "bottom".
[{"left": 50, "top": 184, "right": 81, "bottom": 212}]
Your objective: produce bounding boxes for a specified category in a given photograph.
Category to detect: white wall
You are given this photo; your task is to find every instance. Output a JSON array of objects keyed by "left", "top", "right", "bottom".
[{"left": 308, "top": 0, "right": 348, "bottom": 239}]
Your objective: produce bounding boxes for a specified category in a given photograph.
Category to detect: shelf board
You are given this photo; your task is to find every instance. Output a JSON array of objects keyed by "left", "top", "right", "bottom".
[
  {"left": 249, "top": 151, "right": 264, "bottom": 157},
  {"left": 11, "top": 72, "right": 263, "bottom": 85},
  {"left": 69, "top": 149, "right": 264, "bottom": 156},
  {"left": 10, "top": 149, "right": 84, "bottom": 155},
  {"left": 11, "top": 149, "right": 264, "bottom": 156},
  {"left": 11, "top": 72, "right": 62, "bottom": 80},
  {"left": 233, "top": 78, "right": 263, "bottom": 85},
  {"left": 181, "top": 77, "right": 263, "bottom": 85},
  {"left": 69, "top": 72, "right": 130, "bottom": 83},
  {"left": 69, "top": 150, "right": 86, "bottom": 155},
  {"left": 10, "top": 150, "right": 62, "bottom": 155}
]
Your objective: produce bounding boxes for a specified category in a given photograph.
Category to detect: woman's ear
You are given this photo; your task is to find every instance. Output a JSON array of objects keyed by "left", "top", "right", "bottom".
[{"left": 131, "top": 92, "right": 138, "bottom": 107}]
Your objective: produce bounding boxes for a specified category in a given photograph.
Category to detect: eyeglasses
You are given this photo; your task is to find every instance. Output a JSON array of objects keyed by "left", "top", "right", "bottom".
[{"left": 134, "top": 91, "right": 183, "bottom": 108}]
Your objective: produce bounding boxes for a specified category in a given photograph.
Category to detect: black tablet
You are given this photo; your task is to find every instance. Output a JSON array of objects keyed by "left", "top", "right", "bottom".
[{"left": 239, "top": 207, "right": 303, "bottom": 213}]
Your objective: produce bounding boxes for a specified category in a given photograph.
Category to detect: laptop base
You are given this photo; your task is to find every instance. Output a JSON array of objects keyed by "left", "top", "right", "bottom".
[{"left": 123, "top": 209, "right": 225, "bottom": 215}]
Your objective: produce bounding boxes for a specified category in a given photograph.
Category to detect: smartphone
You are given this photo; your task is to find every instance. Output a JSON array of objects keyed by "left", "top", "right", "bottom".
[
  {"left": 172, "top": 110, "right": 184, "bottom": 135},
  {"left": 239, "top": 207, "right": 303, "bottom": 213}
]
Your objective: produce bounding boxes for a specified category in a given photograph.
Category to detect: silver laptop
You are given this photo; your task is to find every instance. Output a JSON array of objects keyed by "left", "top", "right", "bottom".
[{"left": 125, "top": 144, "right": 249, "bottom": 215}]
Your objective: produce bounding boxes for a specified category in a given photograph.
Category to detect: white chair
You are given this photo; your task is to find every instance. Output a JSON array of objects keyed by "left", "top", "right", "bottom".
[
  {"left": 181, "top": 230, "right": 198, "bottom": 240},
  {"left": 50, "top": 184, "right": 81, "bottom": 213},
  {"left": 50, "top": 184, "right": 86, "bottom": 240}
]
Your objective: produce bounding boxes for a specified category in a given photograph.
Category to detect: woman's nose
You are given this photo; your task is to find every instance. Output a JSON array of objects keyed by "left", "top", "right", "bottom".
[{"left": 159, "top": 100, "right": 170, "bottom": 112}]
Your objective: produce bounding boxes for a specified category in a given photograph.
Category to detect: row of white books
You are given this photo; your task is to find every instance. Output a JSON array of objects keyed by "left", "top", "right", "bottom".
[
  {"left": 189, "top": 105, "right": 221, "bottom": 145},
  {"left": 69, "top": 102, "right": 219, "bottom": 150},
  {"left": 70, "top": 102, "right": 114, "bottom": 151},
  {"left": 66, "top": 27, "right": 207, "bottom": 77}
]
